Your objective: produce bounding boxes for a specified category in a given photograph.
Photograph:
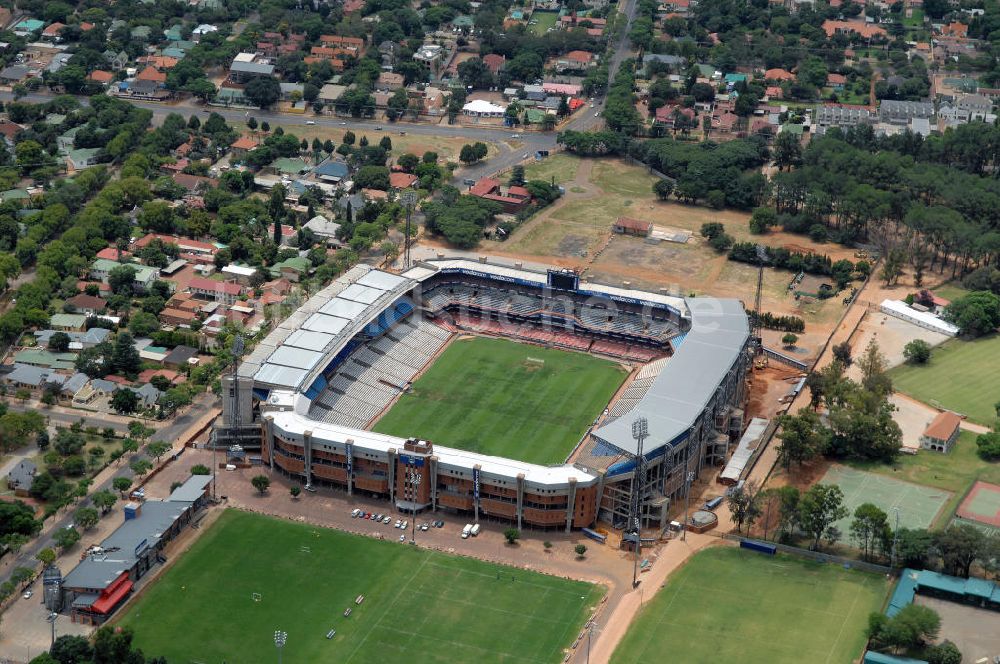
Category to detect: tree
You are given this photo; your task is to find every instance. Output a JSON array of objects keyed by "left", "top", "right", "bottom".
[
  {"left": 869, "top": 604, "right": 941, "bottom": 653},
  {"left": 574, "top": 543, "right": 587, "bottom": 558},
  {"left": 781, "top": 333, "right": 798, "bottom": 348},
  {"left": 776, "top": 410, "right": 827, "bottom": 470},
  {"left": 902, "top": 339, "right": 932, "bottom": 364},
  {"left": 92, "top": 489, "right": 117, "bottom": 514},
  {"left": 653, "top": 179, "right": 674, "bottom": 200},
  {"left": 110, "top": 389, "right": 139, "bottom": 415},
  {"left": 147, "top": 441, "right": 171, "bottom": 462},
  {"left": 50, "top": 634, "right": 93, "bottom": 664},
  {"left": 857, "top": 338, "right": 890, "bottom": 394},
  {"left": 773, "top": 131, "right": 802, "bottom": 170},
  {"left": 54, "top": 526, "right": 81, "bottom": 550},
  {"left": 36, "top": 547, "right": 56, "bottom": 566},
  {"left": 245, "top": 76, "right": 282, "bottom": 109},
  {"left": 107, "top": 264, "right": 137, "bottom": 295},
  {"left": 128, "top": 421, "right": 154, "bottom": 443},
  {"left": 191, "top": 464, "right": 211, "bottom": 475},
  {"left": 934, "top": 524, "right": 985, "bottom": 578},
  {"left": 251, "top": 474, "right": 270, "bottom": 494},
  {"left": 726, "top": 480, "right": 760, "bottom": 533},
  {"left": 976, "top": 431, "right": 1000, "bottom": 460},
  {"left": 459, "top": 144, "right": 479, "bottom": 164},
  {"left": 290, "top": 485, "right": 301, "bottom": 499},
  {"left": 112, "top": 333, "right": 141, "bottom": 376},
  {"left": 944, "top": 291, "right": 1000, "bottom": 337},
  {"left": 749, "top": 207, "right": 777, "bottom": 234},
  {"left": 112, "top": 476, "right": 132, "bottom": 497},
  {"left": 926, "top": 641, "right": 962, "bottom": 664},
  {"left": 48, "top": 331, "right": 71, "bottom": 352},
  {"left": 850, "top": 503, "right": 890, "bottom": 561},
  {"left": 129, "top": 459, "right": 152, "bottom": 478},
  {"left": 74, "top": 507, "right": 100, "bottom": 531},
  {"left": 832, "top": 341, "right": 853, "bottom": 367},
  {"left": 798, "top": 484, "right": 848, "bottom": 550},
  {"left": 503, "top": 528, "right": 520, "bottom": 545},
  {"left": 0, "top": 500, "right": 40, "bottom": 538},
  {"left": 509, "top": 165, "right": 525, "bottom": 187}
]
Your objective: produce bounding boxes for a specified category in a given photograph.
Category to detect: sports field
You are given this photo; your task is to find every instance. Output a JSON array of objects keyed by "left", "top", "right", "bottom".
[
  {"left": 821, "top": 465, "right": 950, "bottom": 535},
  {"left": 373, "top": 336, "right": 627, "bottom": 464},
  {"left": 888, "top": 334, "right": 1000, "bottom": 425},
  {"left": 611, "top": 546, "right": 888, "bottom": 664},
  {"left": 119, "top": 510, "right": 603, "bottom": 664},
  {"left": 957, "top": 481, "right": 1000, "bottom": 528}
]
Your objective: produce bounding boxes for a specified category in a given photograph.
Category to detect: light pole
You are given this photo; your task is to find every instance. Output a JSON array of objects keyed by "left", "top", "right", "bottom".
[
  {"left": 47, "top": 612, "right": 57, "bottom": 648},
  {"left": 586, "top": 622, "right": 594, "bottom": 664},
  {"left": 890, "top": 507, "right": 900, "bottom": 568},
  {"left": 630, "top": 417, "right": 647, "bottom": 589},
  {"left": 274, "top": 629, "right": 287, "bottom": 664},
  {"left": 682, "top": 471, "right": 695, "bottom": 542},
  {"left": 409, "top": 456, "right": 421, "bottom": 544},
  {"left": 400, "top": 189, "right": 417, "bottom": 270}
]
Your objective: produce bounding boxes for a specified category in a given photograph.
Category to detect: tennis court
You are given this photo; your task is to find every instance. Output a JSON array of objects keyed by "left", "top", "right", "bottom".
[
  {"left": 956, "top": 481, "right": 1000, "bottom": 528},
  {"left": 820, "top": 465, "right": 950, "bottom": 535}
]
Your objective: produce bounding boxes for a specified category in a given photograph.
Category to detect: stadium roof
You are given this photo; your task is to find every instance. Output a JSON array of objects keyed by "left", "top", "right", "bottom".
[
  {"left": 591, "top": 297, "right": 749, "bottom": 456},
  {"left": 266, "top": 411, "right": 596, "bottom": 487},
  {"left": 245, "top": 265, "right": 413, "bottom": 391}
]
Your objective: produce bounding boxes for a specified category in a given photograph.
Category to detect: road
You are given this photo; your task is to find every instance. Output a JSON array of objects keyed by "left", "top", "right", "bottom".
[
  {"left": 0, "top": 393, "right": 219, "bottom": 591},
  {"left": 4, "top": 400, "right": 135, "bottom": 434}
]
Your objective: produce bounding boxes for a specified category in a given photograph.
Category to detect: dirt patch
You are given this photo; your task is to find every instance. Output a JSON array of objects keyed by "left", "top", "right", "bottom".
[{"left": 556, "top": 234, "right": 591, "bottom": 257}]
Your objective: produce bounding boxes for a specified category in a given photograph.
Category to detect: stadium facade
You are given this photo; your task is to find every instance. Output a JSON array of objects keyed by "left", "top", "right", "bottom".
[{"left": 220, "top": 258, "right": 751, "bottom": 531}]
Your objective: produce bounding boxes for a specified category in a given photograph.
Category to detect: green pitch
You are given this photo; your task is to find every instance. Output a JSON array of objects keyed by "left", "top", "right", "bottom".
[
  {"left": 373, "top": 336, "right": 628, "bottom": 464},
  {"left": 888, "top": 334, "right": 1000, "bottom": 425},
  {"left": 611, "top": 547, "right": 889, "bottom": 664},
  {"left": 119, "top": 510, "right": 603, "bottom": 664}
]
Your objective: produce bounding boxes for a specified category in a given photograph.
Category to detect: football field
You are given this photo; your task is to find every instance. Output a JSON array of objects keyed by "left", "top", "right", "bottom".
[
  {"left": 119, "top": 510, "right": 603, "bottom": 664},
  {"left": 373, "top": 336, "right": 628, "bottom": 464},
  {"left": 611, "top": 546, "right": 889, "bottom": 664}
]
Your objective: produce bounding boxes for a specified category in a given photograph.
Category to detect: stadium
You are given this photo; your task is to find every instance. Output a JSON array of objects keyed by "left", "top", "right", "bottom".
[{"left": 220, "top": 257, "right": 751, "bottom": 532}]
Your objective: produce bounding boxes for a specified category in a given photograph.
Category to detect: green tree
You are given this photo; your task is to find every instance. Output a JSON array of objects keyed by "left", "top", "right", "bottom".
[
  {"left": 251, "top": 474, "right": 270, "bottom": 494},
  {"left": 776, "top": 410, "right": 827, "bottom": 470},
  {"left": 850, "top": 503, "right": 890, "bottom": 561},
  {"left": 934, "top": 524, "right": 985, "bottom": 578},
  {"left": 902, "top": 339, "right": 932, "bottom": 364},
  {"left": 107, "top": 264, "right": 137, "bottom": 295},
  {"left": 48, "top": 331, "right": 71, "bottom": 352},
  {"left": 943, "top": 291, "right": 1000, "bottom": 337},
  {"left": 781, "top": 333, "right": 798, "bottom": 347},
  {"left": 49, "top": 635, "right": 93, "bottom": 664},
  {"left": 503, "top": 528, "right": 520, "bottom": 545},
  {"left": 110, "top": 389, "right": 139, "bottom": 415},
  {"left": 290, "top": 485, "right": 301, "bottom": 499},
  {"left": 129, "top": 459, "right": 152, "bottom": 478},
  {"left": 726, "top": 479, "right": 760, "bottom": 533},
  {"left": 926, "top": 641, "right": 962, "bottom": 664},
  {"left": 92, "top": 489, "right": 117, "bottom": 514},
  {"left": 54, "top": 526, "right": 81, "bottom": 550},
  {"left": 798, "top": 484, "right": 848, "bottom": 550},
  {"left": 244, "top": 76, "right": 282, "bottom": 109},
  {"left": 574, "top": 543, "right": 587, "bottom": 558},
  {"left": 147, "top": 441, "right": 171, "bottom": 462},
  {"left": 869, "top": 604, "right": 940, "bottom": 653},
  {"left": 653, "top": 179, "right": 674, "bottom": 200},
  {"left": 74, "top": 507, "right": 100, "bottom": 531},
  {"left": 36, "top": 547, "right": 56, "bottom": 566},
  {"left": 112, "top": 476, "right": 132, "bottom": 497},
  {"left": 191, "top": 464, "right": 211, "bottom": 475}
]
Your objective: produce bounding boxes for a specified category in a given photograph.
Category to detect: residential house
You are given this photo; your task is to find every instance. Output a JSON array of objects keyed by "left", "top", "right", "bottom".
[
  {"left": 763, "top": 68, "right": 795, "bottom": 82},
  {"left": 462, "top": 99, "right": 506, "bottom": 117},
  {"left": 821, "top": 20, "right": 888, "bottom": 39},
  {"left": 304, "top": 215, "right": 342, "bottom": 246},
  {"left": 68, "top": 148, "right": 101, "bottom": 170},
  {"left": 0, "top": 65, "right": 30, "bottom": 84},
  {"left": 919, "top": 411, "right": 961, "bottom": 453},
  {"left": 228, "top": 58, "right": 275, "bottom": 83},
  {"left": 163, "top": 345, "right": 199, "bottom": 369},
  {"left": 0, "top": 120, "right": 23, "bottom": 148},
  {"left": 543, "top": 82, "right": 582, "bottom": 97},
  {"left": 230, "top": 135, "right": 258, "bottom": 157},
  {"left": 89, "top": 259, "right": 159, "bottom": 292},
  {"left": 65, "top": 293, "right": 107, "bottom": 315},
  {"left": 269, "top": 256, "right": 310, "bottom": 282},
  {"left": 826, "top": 73, "right": 847, "bottom": 90},
  {"left": 188, "top": 276, "right": 244, "bottom": 305},
  {"left": 35, "top": 327, "right": 111, "bottom": 350},
  {"left": 469, "top": 177, "right": 532, "bottom": 213},
  {"left": 50, "top": 313, "right": 88, "bottom": 332},
  {"left": 555, "top": 50, "right": 596, "bottom": 73},
  {"left": 643, "top": 53, "right": 685, "bottom": 72},
  {"left": 7, "top": 460, "right": 36, "bottom": 496},
  {"left": 389, "top": 172, "right": 418, "bottom": 189},
  {"left": 172, "top": 172, "right": 218, "bottom": 194},
  {"left": 613, "top": 216, "right": 652, "bottom": 237},
  {"left": 41, "top": 22, "right": 65, "bottom": 42},
  {"left": 319, "top": 83, "right": 347, "bottom": 104},
  {"left": 376, "top": 72, "right": 404, "bottom": 91},
  {"left": 87, "top": 70, "right": 114, "bottom": 87},
  {"left": 880, "top": 99, "right": 935, "bottom": 125},
  {"left": 816, "top": 103, "right": 874, "bottom": 132},
  {"left": 483, "top": 53, "right": 505, "bottom": 75},
  {"left": 13, "top": 19, "right": 44, "bottom": 36},
  {"left": 312, "top": 160, "right": 350, "bottom": 183},
  {"left": 414, "top": 44, "right": 444, "bottom": 65},
  {"left": 12, "top": 350, "right": 76, "bottom": 371}
]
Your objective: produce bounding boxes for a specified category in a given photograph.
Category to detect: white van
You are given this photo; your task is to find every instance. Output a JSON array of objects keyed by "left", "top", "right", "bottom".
[
  {"left": 461, "top": 524, "right": 473, "bottom": 538},
  {"left": 470, "top": 524, "right": 481, "bottom": 537},
  {"left": 224, "top": 464, "right": 236, "bottom": 471}
]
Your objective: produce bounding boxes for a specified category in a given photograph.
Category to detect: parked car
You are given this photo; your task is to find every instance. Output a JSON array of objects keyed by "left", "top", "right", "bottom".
[
  {"left": 399, "top": 534, "right": 406, "bottom": 542},
  {"left": 306, "top": 120, "right": 316, "bottom": 125},
  {"left": 22, "top": 590, "right": 32, "bottom": 599},
  {"left": 401, "top": 520, "right": 407, "bottom": 530},
  {"left": 383, "top": 516, "right": 391, "bottom": 524}
]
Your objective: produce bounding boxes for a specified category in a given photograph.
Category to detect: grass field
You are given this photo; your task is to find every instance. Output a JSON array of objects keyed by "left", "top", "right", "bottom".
[
  {"left": 611, "top": 546, "right": 888, "bottom": 664},
  {"left": 373, "top": 337, "right": 626, "bottom": 464},
  {"left": 119, "top": 511, "right": 603, "bottom": 664},
  {"left": 529, "top": 11, "right": 558, "bottom": 35},
  {"left": 850, "top": 431, "right": 1000, "bottom": 528},
  {"left": 525, "top": 153, "right": 580, "bottom": 185},
  {"left": 888, "top": 334, "right": 1000, "bottom": 425}
]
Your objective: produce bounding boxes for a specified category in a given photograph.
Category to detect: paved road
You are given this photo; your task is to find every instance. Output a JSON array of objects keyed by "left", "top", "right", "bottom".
[{"left": 0, "top": 393, "right": 219, "bottom": 590}]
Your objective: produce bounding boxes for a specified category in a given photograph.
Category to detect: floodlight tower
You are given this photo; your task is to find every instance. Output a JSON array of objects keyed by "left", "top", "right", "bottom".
[
  {"left": 630, "top": 416, "right": 648, "bottom": 589},
  {"left": 274, "top": 629, "right": 287, "bottom": 664},
  {"left": 216, "top": 333, "right": 244, "bottom": 500},
  {"left": 401, "top": 189, "right": 417, "bottom": 270},
  {"left": 751, "top": 244, "right": 767, "bottom": 350}
]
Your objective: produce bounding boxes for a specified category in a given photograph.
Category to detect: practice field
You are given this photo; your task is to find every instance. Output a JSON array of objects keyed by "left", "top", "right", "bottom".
[
  {"left": 821, "top": 465, "right": 950, "bottom": 535},
  {"left": 373, "top": 336, "right": 627, "bottom": 464},
  {"left": 888, "top": 334, "right": 1000, "bottom": 425},
  {"left": 119, "top": 510, "right": 603, "bottom": 664},
  {"left": 611, "top": 546, "right": 888, "bottom": 664}
]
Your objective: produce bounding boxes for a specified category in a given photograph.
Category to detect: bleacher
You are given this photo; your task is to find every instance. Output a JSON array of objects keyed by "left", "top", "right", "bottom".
[
  {"left": 307, "top": 316, "right": 451, "bottom": 427},
  {"left": 419, "top": 279, "right": 678, "bottom": 359}
]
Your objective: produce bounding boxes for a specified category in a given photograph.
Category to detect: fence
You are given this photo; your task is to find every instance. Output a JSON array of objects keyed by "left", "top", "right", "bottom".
[
  {"left": 723, "top": 534, "right": 894, "bottom": 575},
  {"left": 762, "top": 346, "right": 809, "bottom": 371}
]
